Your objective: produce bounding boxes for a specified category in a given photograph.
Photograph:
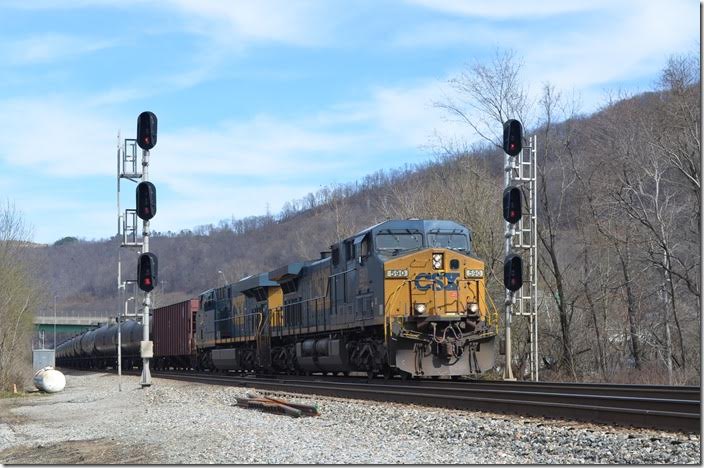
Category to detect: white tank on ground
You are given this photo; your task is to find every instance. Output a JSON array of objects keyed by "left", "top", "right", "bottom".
[{"left": 33, "top": 366, "right": 66, "bottom": 393}]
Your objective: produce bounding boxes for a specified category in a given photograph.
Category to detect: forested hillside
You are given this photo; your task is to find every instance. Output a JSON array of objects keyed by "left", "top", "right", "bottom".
[{"left": 28, "top": 53, "right": 700, "bottom": 384}]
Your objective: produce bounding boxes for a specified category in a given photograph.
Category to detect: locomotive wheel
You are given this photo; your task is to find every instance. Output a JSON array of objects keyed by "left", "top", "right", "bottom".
[{"left": 382, "top": 366, "right": 393, "bottom": 380}]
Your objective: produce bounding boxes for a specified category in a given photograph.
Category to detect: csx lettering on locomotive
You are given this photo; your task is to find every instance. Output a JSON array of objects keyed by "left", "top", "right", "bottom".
[{"left": 413, "top": 272, "right": 460, "bottom": 291}]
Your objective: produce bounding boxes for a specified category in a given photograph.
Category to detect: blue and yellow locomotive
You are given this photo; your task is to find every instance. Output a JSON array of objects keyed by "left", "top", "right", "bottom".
[{"left": 195, "top": 219, "right": 498, "bottom": 377}]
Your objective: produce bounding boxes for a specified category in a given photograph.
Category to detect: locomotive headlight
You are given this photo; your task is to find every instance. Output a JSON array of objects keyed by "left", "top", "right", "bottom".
[
  {"left": 414, "top": 303, "right": 427, "bottom": 315},
  {"left": 468, "top": 303, "right": 480, "bottom": 314},
  {"left": 432, "top": 253, "right": 443, "bottom": 270},
  {"left": 385, "top": 269, "right": 409, "bottom": 278}
]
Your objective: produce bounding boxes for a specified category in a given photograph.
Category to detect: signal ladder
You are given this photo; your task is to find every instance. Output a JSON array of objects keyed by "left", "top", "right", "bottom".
[
  {"left": 508, "top": 135, "right": 538, "bottom": 381},
  {"left": 116, "top": 134, "right": 143, "bottom": 322}
]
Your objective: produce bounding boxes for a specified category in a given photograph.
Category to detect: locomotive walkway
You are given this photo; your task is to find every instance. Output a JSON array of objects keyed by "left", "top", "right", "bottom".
[{"left": 118, "top": 370, "right": 700, "bottom": 433}]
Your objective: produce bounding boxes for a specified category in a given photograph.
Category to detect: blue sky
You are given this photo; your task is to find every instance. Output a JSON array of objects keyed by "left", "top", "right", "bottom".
[{"left": 0, "top": 0, "right": 698, "bottom": 244}]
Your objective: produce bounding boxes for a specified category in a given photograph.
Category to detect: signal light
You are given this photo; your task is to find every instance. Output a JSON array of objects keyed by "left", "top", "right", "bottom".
[
  {"left": 503, "top": 186, "right": 522, "bottom": 224},
  {"left": 136, "top": 181, "right": 157, "bottom": 221},
  {"left": 503, "top": 254, "right": 523, "bottom": 292},
  {"left": 137, "top": 111, "right": 157, "bottom": 150},
  {"left": 138, "top": 252, "right": 158, "bottom": 292},
  {"left": 503, "top": 119, "right": 523, "bottom": 156}
]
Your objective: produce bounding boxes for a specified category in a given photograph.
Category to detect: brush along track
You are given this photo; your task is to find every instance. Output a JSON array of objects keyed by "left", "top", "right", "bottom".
[{"left": 114, "top": 370, "right": 700, "bottom": 432}]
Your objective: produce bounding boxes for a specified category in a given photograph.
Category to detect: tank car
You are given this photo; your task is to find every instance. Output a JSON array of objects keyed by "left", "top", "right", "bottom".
[{"left": 56, "top": 320, "right": 143, "bottom": 369}]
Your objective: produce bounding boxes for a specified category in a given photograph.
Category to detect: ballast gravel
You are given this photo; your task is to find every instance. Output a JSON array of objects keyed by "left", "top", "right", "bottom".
[{"left": 0, "top": 371, "right": 700, "bottom": 464}]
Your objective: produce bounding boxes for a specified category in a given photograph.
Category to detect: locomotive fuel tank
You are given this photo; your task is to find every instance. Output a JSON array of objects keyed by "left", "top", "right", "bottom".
[{"left": 295, "top": 338, "right": 349, "bottom": 372}]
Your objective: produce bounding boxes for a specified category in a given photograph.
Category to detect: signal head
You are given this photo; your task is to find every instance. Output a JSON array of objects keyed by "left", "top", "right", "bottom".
[
  {"left": 137, "top": 111, "right": 158, "bottom": 150},
  {"left": 503, "top": 119, "right": 523, "bottom": 156},
  {"left": 136, "top": 181, "right": 157, "bottom": 221},
  {"left": 502, "top": 186, "right": 522, "bottom": 224},
  {"left": 503, "top": 253, "right": 523, "bottom": 292},
  {"left": 138, "top": 252, "right": 158, "bottom": 292}
]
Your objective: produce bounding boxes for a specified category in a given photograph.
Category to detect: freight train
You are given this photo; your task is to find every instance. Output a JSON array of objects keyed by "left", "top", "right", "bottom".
[{"left": 57, "top": 219, "right": 498, "bottom": 378}]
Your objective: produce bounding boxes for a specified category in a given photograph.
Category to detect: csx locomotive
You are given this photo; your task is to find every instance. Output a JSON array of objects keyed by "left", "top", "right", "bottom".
[{"left": 57, "top": 219, "right": 498, "bottom": 378}]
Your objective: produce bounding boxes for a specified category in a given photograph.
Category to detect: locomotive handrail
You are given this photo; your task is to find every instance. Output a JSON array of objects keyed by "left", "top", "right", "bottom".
[
  {"left": 212, "top": 310, "right": 263, "bottom": 342},
  {"left": 329, "top": 267, "right": 356, "bottom": 278},
  {"left": 484, "top": 291, "right": 500, "bottom": 327}
]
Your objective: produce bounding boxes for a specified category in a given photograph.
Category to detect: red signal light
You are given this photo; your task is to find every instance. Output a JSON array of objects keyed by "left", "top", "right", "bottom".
[
  {"left": 136, "top": 181, "right": 157, "bottom": 221},
  {"left": 503, "top": 119, "right": 523, "bottom": 157},
  {"left": 504, "top": 254, "right": 523, "bottom": 292},
  {"left": 137, "top": 111, "right": 157, "bottom": 150},
  {"left": 503, "top": 186, "right": 522, "bottom": 224},
  {"left": 137, "top": 252, "right": 158, "bottom": 292}
]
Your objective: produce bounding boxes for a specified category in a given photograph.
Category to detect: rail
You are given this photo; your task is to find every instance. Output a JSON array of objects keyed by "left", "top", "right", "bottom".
[{"left": 103, "top": 370, "right": 700, "bottom": 433}]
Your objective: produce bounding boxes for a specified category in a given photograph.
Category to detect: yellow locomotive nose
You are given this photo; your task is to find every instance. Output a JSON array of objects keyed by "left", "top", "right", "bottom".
[
  {"left": 384, "top": 248, "right": 487, "bottom": 319},
  {"left": 383, "top": 247, "right": 497, "bottom": 377}
]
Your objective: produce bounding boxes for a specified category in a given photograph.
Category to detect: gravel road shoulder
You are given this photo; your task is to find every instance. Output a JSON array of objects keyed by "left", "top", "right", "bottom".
[{"left": 0, "top": 371, "right": 700, "bottom": 464}]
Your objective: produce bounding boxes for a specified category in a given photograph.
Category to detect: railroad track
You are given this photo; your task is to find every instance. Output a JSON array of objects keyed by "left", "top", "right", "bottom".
[{"left": 117, "top": 370, "right": 700, "bottom": 432}]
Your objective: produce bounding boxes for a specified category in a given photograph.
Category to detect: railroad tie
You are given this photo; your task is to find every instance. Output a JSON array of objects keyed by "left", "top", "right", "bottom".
[{"left": 234, "top": 390, "right": 319, "bottom": 418}]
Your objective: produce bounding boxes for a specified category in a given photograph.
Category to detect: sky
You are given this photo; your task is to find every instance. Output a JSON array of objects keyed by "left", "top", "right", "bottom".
[{"left": 0, "top": 0, "right": 698, "bottom": 244}]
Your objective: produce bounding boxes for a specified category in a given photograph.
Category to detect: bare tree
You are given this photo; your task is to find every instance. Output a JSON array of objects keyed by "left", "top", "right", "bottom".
[
  {"left": 437, "top": 48, "right": 531, "bottom": 148},
  {"left": 0, "top": 202, "right": 42, "bottom": 392}
]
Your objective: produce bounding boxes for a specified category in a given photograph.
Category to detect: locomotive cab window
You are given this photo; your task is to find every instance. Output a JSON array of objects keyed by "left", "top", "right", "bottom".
[
  {"left": 344, "top": 240, "right": 354, "bottom": 262},
  {"left": 354, "top": 233, "right": 371, "bottom": 264},
  {"left": 331, "top": 245, "right": 340, "bottom": 266},
  {"left": 375, "top": 229, "right": 422, "bottom": 256},
  {"left": 202, "top": 291, "right": 215, "bottom": 311},
  {"left": 428, "top": 230, "right": 470, "bottom": 252}
]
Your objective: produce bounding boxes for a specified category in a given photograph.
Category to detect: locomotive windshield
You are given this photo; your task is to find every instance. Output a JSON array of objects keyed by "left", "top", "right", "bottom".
[
  {"left": 427, "top": 231, "right": 470, "bottom": 251},
  {"left": 375, "top": 229, "right": 423, "bottom": 255}
]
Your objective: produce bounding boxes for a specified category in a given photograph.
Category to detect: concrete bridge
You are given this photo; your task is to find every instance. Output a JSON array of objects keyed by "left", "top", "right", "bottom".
[
  {"left": 34, "top": 310, "right": 114, "bottom": 326},
  {"left": 33, "top": 311, "right": 115, "bottom": 349}
]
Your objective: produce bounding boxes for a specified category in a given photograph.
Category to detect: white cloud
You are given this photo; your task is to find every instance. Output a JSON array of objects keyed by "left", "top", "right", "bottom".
[
  {"left": 0, "top": 33, "right": 118, "bottom": 66},
  {"left": 395, "top": 0, "right": 696, "bottom": 115},
  {"left": 0, "top": 98, "right": 119, "bottom": 176},
  {"left": 2, "top": 0, "right": 333, "bottom": 48},
  {"left": 0, "top": 74, "right": 467, "bottom": 242},
  {"left": 167, "top": 0, "right": 332, "bottom": 47},
  {"left": 407, "top": 0, "right": 614, "bottom": 19},
  {"left": 151, "top": 115, "right": 364, "bottom": 186},
  {"left": 522, "top": 1, "right": 697, "bottom": 92},
  {"left": 365, "top": 83, "right": 466, "bottom": 148},
  {"left": 86, "top": 50, "right": 223, "bottom": 107},
  {"left": 391, "top": 21, "right": 521, "bottom": 49}
]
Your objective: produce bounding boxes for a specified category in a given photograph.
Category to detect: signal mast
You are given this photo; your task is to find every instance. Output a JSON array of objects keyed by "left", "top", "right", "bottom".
[
  {"left": 501, "top": 119, "right": 538, "bottom": 381},
  {"left": 116, "top": 111, "right": 159, "bottom": 388}
]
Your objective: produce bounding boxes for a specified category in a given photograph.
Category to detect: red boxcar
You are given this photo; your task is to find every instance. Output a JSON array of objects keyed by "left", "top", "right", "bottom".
[{"left": 152, "top": 298, "right": 199, "bottom": 369}]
